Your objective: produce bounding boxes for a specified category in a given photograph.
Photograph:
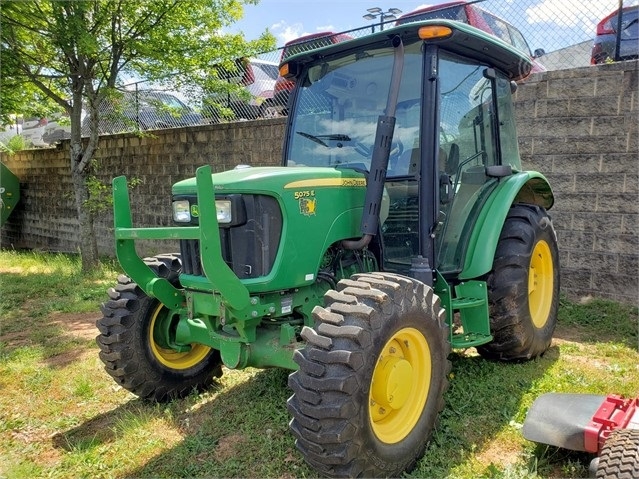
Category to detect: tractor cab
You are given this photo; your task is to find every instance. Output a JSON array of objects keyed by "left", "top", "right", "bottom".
[{"left": 280, "top": 21, "right": 546, "bottom": 283}]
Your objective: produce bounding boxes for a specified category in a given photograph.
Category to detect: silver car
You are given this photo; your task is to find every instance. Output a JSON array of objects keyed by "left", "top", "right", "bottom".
[{"left": 591, "top": 5, "right": 639, "bottom": 64}]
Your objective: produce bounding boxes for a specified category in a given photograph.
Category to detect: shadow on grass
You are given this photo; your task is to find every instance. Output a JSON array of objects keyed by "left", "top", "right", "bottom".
[
  {"left": 51, "top": 399, "right": 148, "bottom": 452},
  {"left": 409, "top": 345, "right": 560, "bottom": 477},
  {"left": 49, "top": 346, "right": 559, "bottom": 479},
  {"left": 52, "top": 368, "right": 314, "bottom": 478}
]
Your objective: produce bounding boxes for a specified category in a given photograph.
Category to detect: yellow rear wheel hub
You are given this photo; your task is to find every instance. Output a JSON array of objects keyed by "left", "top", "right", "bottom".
[
  {"left": 149, "top": 304, "right": 211, "bottom": 370},
  {"left": 369, "top": 327, "right": 431, "bottom": 443},
  {"left": 528, "top": 239, "right": 554, "bottom": 328}
]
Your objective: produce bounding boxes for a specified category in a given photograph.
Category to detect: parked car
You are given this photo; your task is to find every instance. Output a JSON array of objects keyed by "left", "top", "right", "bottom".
[
  {"left": 85, "top": 91, "right": 204, "bottom": 134},
  {"left": 396, "top": 1, "right": 546, "bottom": 74},
  {"left": 0, "top": 116, "right": 50, "bottom": 147},
  {"left": 261, "top": 32, "right": 353, "bottom": 117},
  {"left": 242, "top": 59, "right": 279, "bottom": 119},
  {"left": 591, "top": 5, "right": 639, "bottom": 64},
  {"left": 41, "top": 112, "right": 84, "bottom": 145},
  {"left": 203, "top": 58, "right": 279, "bottom": 121}
]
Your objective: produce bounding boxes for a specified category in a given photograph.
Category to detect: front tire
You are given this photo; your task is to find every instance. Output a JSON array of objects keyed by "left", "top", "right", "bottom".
[
  {"left": 96, "top": 254, "right": 222, "bottom": 402},
  {"left": 478, "top": 203, "right": 559, "bottom": 361},
  {"left": 287, "top": 272, "right": 450, "bottom": 478},
  {"left": 596, "top": 429, "right": 639, "bottom": 479}
]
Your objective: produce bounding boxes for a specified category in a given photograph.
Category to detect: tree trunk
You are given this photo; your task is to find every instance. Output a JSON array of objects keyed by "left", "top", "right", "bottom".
[{"left": 70, "top": 141, "right": 99, "bottom": 272}]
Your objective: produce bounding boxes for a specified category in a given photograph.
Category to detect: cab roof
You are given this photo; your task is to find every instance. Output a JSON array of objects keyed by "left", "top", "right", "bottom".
[{"left": 283, "top": 19, "right": 533, "bottom": 81}]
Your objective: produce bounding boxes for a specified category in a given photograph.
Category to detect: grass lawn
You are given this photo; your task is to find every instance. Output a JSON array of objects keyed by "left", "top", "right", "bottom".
[{"left": 0, "top": 250, "right": 637, "bottom": 478}]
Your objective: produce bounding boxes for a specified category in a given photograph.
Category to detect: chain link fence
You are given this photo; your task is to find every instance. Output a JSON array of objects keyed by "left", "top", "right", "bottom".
[{"left": 3, "top": 0, "right": 636, "bottom": 146}]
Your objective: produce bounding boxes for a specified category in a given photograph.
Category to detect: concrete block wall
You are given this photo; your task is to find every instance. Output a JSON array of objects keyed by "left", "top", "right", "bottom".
[
  {"left": 1, "top": 120, "right": 287, "bottom": 257},
  {"left": 514, "top": 60, "right": 638, "bottom": 303},
  {"left": 2, "top": 61, "right": 637, "bottom": 304}
]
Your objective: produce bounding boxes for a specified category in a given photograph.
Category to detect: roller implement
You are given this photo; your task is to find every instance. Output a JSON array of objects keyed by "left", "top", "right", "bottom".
[
  {"left": 98, "top": 20, "right": 559, "bottom": 477},
  {"left": 523, "top": 393, "right": 639, "bottom": 478}
]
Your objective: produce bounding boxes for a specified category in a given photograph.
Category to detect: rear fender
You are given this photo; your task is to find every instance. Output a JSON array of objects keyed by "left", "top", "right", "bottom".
[{"left": 460, "top": 172, "right": 554, "bottom": 280}]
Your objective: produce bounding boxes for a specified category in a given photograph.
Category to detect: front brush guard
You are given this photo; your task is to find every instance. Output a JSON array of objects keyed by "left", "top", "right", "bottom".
[{"left": 112, "top": 165, "right": 250, "bottom": 311}]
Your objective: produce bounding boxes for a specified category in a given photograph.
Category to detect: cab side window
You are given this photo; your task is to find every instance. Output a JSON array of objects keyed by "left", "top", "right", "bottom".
[
  {"left": 496, "top": 76, "right": 521, "bottom": 169},
  {"left": 436, "top": 52, "right": 506, "bottom": 273}
]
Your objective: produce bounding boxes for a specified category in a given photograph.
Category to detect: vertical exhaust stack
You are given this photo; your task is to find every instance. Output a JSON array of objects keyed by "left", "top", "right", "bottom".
[{"left": 343, "top": 35, "right": 404, "bottom": 250}]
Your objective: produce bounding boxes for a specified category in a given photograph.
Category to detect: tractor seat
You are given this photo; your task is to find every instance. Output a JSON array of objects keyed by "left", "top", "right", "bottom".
[{"left": 391, "top": 146, "right": 455, "bottom": 176}]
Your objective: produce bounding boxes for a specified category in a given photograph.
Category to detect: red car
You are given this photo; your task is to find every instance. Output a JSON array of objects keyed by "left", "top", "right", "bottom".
[
  {"left": 261, "top": 32, "right": 352, "bottom": 117},
  {"left": 591, "top": 5, "right": 639, "bottom": 64},
  {"left": 396, "top": 1, "right": 546, "bottom": 74}
]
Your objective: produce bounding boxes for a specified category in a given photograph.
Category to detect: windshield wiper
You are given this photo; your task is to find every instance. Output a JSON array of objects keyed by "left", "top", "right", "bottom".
[
  {"left": 296, "top": 131, "right": 352, "bottom": 147},
  {"left": 318, "top": 134, "right": 352, "bottom": 141}
]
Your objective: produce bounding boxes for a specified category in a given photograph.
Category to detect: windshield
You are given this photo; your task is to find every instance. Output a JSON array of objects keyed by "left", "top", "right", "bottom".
[{"left": 285, "top": 40, "right": 423, "bottom": 176}]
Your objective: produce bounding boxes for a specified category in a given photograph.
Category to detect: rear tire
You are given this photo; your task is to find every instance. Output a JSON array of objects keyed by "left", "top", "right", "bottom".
[
  {"left": 96, "top": 253, "right": 222, "bottom": 402},
  {"left": 596, "top": 429, "right": 639, "bottom": 479},
  {"left": 287, "top": 272, "right": 450, "bottom": 477},
  {"left": 478, "top": 203, "right": 559, "bottom": 361}
]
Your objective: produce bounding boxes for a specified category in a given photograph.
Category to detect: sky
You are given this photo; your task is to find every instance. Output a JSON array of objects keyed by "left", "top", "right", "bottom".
[{"left": 228, "top": 0, "right": 638, "bottom": 54}]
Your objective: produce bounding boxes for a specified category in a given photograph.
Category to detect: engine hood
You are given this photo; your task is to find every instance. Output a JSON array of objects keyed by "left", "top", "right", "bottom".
[{"left": 172, "top": 166, "right": 367, "bottom": 196}]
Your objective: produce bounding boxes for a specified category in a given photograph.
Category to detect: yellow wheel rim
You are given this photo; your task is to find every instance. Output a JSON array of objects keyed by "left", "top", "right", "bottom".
[
  {"left": 528, "top": 239, "right": 554, "bottom": 328},
  {"left": 369, "top": 327, "right": 431, "bottom": 444},
  {"left": 149, "top": 303, "right": 211, "bottom": 370}
]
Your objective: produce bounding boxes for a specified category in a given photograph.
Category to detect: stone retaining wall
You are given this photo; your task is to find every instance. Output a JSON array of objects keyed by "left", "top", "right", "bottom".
[{"left": 2, "top": 61, "right": 637, "bottom": 303}]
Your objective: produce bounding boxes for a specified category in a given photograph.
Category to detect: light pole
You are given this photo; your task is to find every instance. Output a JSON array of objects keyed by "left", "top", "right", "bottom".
[{"left": 363, "top": 7, "right": 403, "bottom": 33}]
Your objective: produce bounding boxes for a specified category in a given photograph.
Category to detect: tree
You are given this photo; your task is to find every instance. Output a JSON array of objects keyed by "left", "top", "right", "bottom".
[{"left": 0, "top": 0, "right": 274, "bottom": 271}]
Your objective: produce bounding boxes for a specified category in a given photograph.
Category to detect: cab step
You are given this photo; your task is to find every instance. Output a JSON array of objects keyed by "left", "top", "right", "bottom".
[{"left": 435, "top": 276, "right": 493, "bottom": 349}]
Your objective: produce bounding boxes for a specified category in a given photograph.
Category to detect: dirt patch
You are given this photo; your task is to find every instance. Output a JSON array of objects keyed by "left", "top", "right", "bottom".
[
  {"left": 475, "top": 437, "right": 524, "bottom": 471},
  {"left": 50, "top": 312, "right": 100, "bottom": 342},
  {"left": 214, "top": 433, "right": 247, "bottom": 462},
  {"left": 0, "top": 311, "right": 100, "bottom": 368},
  {"left": 0, "top": 312, "right": 99, "bottom": 347},
  {"left": 47, "top": 312, "right": 100, "bottom": 367}
]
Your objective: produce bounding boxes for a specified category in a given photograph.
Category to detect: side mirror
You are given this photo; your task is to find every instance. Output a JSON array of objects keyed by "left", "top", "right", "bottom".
[
  {"left": 533, "top": 48, "right": 545, "bottom": 58},
  {"left": 510, "top": 81, "right": 518, "bottom": 94}
]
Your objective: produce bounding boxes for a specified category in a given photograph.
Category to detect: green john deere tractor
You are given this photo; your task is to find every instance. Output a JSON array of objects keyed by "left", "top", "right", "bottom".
[{"left": 98, "top": 19, "right": 559, "bottom": 478}]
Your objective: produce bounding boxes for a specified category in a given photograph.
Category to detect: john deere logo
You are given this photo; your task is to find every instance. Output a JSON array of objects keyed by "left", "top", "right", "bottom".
[
  {"left": 299, "top": 197, "right": 316, "bottom": 216},
  {"left": 190, "top": 204, "right": 199, "bottom": 217}
]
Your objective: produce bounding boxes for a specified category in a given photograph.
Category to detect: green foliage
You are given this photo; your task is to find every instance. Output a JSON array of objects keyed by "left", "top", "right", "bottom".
[
  {"left": 0, "top": 135, "right": 32, "bottom": 154},
  {"left": 1, "top": 0, "right": 276, "bottom": 270},
  {"left": 84, "top": 175, "right": 112, "bottom": 214},
  {"left": 1, "top": 0, "right": 275, "bottom": 123},
  {"left": 84, "top": 169, "right": 142, "bottom": 215}
]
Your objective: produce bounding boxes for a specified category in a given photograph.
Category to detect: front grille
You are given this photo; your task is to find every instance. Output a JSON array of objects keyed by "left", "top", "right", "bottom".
[
  {"left": 180, "top": 194, "right": 282, "bottom": 279},
  {"left": 181, "top": 238, "right": 203, "bottom": 276}
]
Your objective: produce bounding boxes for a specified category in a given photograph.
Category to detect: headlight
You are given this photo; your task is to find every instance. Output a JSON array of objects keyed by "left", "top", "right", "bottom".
[
  {"left": 172, "top": 200, "right": 191, "bottom": 222},
  {"left": 216, "top": 200, "right": 232, "bottom": 224}
]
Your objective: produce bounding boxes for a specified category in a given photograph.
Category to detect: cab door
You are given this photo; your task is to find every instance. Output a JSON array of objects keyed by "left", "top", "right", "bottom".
[{"left": 435, "top": 51, "right": 520, "bottom": 275}]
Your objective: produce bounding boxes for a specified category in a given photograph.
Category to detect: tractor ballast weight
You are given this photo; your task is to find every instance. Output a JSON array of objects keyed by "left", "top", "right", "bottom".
[{"left": 99, "top": 20, "right": 560, "bottom": 477}]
